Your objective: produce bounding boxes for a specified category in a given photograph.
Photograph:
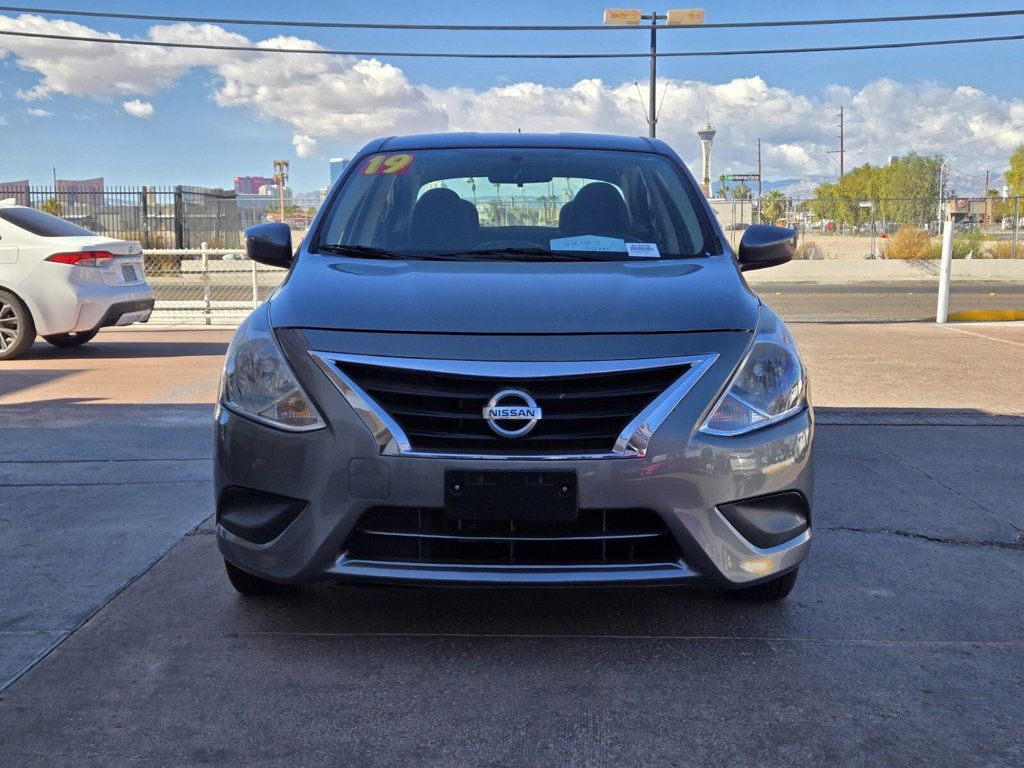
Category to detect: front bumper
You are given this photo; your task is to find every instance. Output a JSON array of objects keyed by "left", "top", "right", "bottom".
[{"left": 215, "top": 400, "right": 813, "bottom": 588}]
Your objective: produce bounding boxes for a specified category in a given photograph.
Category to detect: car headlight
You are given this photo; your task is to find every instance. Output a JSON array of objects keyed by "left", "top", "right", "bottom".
[
  {"left": 700, "top": 308, "right": 806, "bottom": 436},
  {"left": 219, "top": 304, "right": 325, "bottom": 431}
]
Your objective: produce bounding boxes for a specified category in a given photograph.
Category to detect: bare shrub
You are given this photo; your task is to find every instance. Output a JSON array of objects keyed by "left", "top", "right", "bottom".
[
  {"left": 988, "top": 241, "right": 1023, "bottom": 259},
  {"left": 881, "top": 226, "right": 932, "bottom": 259}
]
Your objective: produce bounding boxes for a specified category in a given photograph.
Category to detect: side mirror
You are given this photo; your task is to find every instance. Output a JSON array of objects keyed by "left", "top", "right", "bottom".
[
  {"left": 737, "top": 224, "right": 797, "bottom": 271},
  {"left": 245, "top": 223, "right": 293, "bottom": 268}
]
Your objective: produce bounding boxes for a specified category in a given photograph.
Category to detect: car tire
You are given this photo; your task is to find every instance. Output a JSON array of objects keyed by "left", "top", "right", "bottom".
[
  {"left": 224, "top": 558, "right": 281, "bottom": 596},
  {"left": 0, "top": 288, "right": 36, "bottom": 361},
  {"left": 732, "top": 567, "right": 799, "bottom": 601},
  {"left": 43, "top": 330, "right": 99, "bottom": 348}
]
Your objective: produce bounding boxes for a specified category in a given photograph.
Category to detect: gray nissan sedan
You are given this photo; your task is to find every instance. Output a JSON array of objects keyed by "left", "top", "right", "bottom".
[{"left": 216, "top": 133, "right": 813, "bottom": 601}]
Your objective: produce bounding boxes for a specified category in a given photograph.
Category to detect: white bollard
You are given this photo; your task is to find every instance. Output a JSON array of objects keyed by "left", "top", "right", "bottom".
[
  {"left": 935, "top": 220, "right": 954, "bottom": 323},
  {"left": 251, "top": 258, "right": 259, "bottom": 309},
  {"left": 200, "top": 241, "right": 211, "bottom": 326}
]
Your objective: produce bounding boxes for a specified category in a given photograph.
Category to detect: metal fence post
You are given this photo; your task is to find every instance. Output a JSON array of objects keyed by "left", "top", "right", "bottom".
[
  {"left": 140, "top": 186, "right": 150, "bottom": 249},
  {"left": 936, "top": 219, "right": 954, "bottom": 323},
  {"left": 201, "top": 241, "right": 211, "bottom": 326},
  {"left": 251, "top": 258, "right": 259, "bottom": 309},
  {"left": 173, "top": 186, "right": 185, "bottom": 249},
  {"left": 1014, "top": 197, "right": 1020, "bottom": 260}
]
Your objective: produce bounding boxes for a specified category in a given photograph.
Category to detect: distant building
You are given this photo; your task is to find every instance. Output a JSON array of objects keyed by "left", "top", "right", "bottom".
[
  {"left": 697, "top": 120, "right": 717, "bottom": 198},
  {"left": 258, "top": 183, "right": 293, "bottom": 202},
  {"left": 56, "top": 177, "right": 104, "bottom": 206},
  {"left": 330, "top": 157, "right": 350, "bottom": 184},
  {"left": 0, "top": 179, "right": 30, "bottom": 206},
  {"left": 234, "top": 175, "right": 270, "bottom": 195}
]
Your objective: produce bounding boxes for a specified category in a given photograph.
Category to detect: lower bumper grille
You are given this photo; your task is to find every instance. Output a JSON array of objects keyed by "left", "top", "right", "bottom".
[{"left": 343, "top": 506, "right": 682, "bottom": 567}]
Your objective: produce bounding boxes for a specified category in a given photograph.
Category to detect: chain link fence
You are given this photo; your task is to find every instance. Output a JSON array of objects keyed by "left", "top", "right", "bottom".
[
  {"left": 712, "top": 195, "right": 1024, "bottom": 261},
  {"left": 145, "top": 246, "right": 285, "bottom": 324}
]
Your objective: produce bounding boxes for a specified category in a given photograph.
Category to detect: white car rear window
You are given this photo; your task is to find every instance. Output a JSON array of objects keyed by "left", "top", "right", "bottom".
[{"left": 0, "top": 208, "right": 96, "bottom": 237}]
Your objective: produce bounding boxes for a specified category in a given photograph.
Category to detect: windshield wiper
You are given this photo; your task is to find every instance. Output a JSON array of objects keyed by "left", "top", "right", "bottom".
[
  {"left": 434, "top": 247, "right": 599, "bottom": 261},
  {"left": 318, "top": 244, "right": 416, "bottom": 260}
]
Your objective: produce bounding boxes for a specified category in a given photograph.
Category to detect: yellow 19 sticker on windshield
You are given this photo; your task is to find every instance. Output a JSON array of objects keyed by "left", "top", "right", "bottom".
[{"left": 361, "top": 153, "right": 415, "bottom": 176}]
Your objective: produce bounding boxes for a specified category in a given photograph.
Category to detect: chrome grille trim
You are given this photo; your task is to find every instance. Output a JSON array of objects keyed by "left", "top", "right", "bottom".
[{"left": 309, "top": 351, "right": 718, "bottom": 459}]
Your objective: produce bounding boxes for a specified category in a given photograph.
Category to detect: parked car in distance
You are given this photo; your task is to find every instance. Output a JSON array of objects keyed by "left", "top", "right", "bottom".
[
  {"left": 216, "top": 132, "right": 813, "bottom": 602},
  {"left": 0, "top": 202, "right": 155, "bottom": 360}
]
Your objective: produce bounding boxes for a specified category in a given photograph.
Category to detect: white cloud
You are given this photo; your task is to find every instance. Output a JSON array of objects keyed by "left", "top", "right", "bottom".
[
  {"left": 26, "top": 107, "right": 50, "bottom": 117},
  {"left": 122, "top": 98, "right": 153, "bottom": 118},
  {"left": 292, "top": 133, "right": 317, "bottom": 157},
  {"left": 2, "top": 13, "right": 1024, "bottom": 178}
]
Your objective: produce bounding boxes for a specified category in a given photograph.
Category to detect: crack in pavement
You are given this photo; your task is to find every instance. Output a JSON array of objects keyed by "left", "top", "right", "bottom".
[
  {"left": 828, "top": 525, "right": 1024, "bottom": 551},
  {"left": 858, "top": 431, "right": 1024, "bottom": 539}
]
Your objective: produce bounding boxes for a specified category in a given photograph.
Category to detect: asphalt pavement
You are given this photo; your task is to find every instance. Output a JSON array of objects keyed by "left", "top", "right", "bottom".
[
  {"left": 0, "top": 324, "right": 1022, "bottom": 767},
  {"left": 757, "top": 281, "right": 1024, "bottom": 321}
]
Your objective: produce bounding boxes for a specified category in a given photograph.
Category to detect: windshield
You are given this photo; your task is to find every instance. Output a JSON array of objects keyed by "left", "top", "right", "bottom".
[{"left": 316, "top": 147, "right": 713, "bottom": 260}]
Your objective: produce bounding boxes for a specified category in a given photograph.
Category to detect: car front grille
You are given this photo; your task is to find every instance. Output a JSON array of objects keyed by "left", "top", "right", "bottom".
[
  {"left": 343, "top": 507, "right": 681, "bottom": 567},
  {"left": 333, "top": 361, "right": 691, "bottom": 456}
]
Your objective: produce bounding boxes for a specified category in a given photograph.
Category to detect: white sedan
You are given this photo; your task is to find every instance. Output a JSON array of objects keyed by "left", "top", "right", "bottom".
[{"left": 0, "top": 202, "right": 155, "bottom": 360}]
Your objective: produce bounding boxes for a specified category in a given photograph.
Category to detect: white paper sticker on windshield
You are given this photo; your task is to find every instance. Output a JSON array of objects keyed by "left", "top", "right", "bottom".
[
  {"left": 550, "top": 235, "right": 626, "bottom": 252},
  {"left": 626, "top": 242, "right": 661, "bottom": 259}
]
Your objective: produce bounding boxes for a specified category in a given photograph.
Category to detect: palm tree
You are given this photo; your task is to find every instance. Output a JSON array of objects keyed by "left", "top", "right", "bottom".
[
  {"left": 761, "top": 189, "right": 787, "bottom": 224},
  {"left": 465, "top": 177, "right": 477, "bottom": 205}
]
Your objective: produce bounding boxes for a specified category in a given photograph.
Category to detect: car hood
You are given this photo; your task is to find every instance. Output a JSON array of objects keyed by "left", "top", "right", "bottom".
[{"left": 270, "top": 254, "right": 759, "bottom": 334}]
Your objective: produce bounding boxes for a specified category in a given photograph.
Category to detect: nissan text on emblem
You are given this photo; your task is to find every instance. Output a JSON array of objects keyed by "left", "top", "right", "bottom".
[{"left": 483, "top": 389, "right": 543, "bottom": 438}]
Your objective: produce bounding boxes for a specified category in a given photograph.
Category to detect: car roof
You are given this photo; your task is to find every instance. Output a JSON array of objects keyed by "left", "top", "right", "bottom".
[{"left": 377, "top": 132, "right": 661, "bottom": 153}]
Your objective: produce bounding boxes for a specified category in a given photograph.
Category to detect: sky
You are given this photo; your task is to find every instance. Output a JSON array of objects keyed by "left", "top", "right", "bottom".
[{"left": 2, "top": 0, "right": 1024, "bottom": 191}]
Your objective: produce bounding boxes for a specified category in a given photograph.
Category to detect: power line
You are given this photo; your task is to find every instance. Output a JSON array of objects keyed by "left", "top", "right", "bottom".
[
  {"left": 2, "top": 6, "right": 1024, "bottom": 31},
  {"left": 2, "top": 28, "right": 1024, "bottom": 59}
]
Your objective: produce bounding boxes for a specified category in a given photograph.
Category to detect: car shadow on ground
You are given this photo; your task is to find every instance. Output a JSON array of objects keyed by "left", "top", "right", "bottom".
[
  {"left": 0, "top": 369, "right": 80, "bottom": 398},
  {"left": 20, "top": 339, "right": 229, "bottom": 360}
]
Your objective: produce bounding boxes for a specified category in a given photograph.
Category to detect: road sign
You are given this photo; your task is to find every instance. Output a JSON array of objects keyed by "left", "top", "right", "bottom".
[{"left": 723, "top": 173, "right": 760, "bottom": 182}]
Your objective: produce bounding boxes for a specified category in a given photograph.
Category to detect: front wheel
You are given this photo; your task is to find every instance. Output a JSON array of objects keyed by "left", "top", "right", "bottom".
[
  {"left": 0, "top": 289, "right": 36, "bottom": 361},
  {"left": 224, "top": 559, "right": 282, "bottom": 597},
  {"left": 731, "top": 567, "right": 799, "bottom": 601},
  {"left": 43, "top": 330, "right": 99, "bottom": 348}
]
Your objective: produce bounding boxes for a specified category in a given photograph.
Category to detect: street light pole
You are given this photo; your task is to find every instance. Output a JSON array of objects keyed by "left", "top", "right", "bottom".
[
  {"left": 604, "top": 9, "right": 704, "bottom": 138},
  {"left": 937, "top": 157, "right": 950, "bottom": 227},
  {"left": 648, "top": 11, "right": 658, "bottom": 138}
]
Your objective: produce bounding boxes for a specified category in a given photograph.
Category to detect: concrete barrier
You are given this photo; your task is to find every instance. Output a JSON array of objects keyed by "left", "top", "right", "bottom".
[{"left": 746, "top": 259, "right": 1024, "bottom": 284}]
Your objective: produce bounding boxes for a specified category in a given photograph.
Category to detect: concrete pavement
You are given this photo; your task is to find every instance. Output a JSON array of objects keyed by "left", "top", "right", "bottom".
[{"left": 0, "top": 324, "right": 1022, "bottom": 766}]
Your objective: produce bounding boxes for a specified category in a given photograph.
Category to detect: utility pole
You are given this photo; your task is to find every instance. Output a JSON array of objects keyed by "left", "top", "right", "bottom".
[
  {"left": 828, "top": 107, "right": 845, "bottom": 179},
  {"left": 604, "top": 8, "right": 705, "bottom": 138},
  {"left": 839, "top": 106, "right": 844, "bottom": 179},
  {"left": 272, "top": 159, "right": 289, "bottom": 224}
]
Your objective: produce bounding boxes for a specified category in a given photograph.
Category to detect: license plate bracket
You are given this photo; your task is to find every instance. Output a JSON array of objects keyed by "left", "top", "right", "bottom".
[
  {"left": 444, "top": 470, "right": 578, "bottom": 522},
  {"left": 121, "top": 264, "right": 137, "bottom": 282}
]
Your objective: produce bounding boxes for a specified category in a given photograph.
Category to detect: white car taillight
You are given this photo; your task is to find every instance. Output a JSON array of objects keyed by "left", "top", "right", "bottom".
[{"left": 46, "top": 250, "right": 116, "bottom": 267}]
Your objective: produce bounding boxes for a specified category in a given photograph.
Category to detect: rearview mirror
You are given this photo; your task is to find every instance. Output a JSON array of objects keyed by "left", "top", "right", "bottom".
[
  {"left": 737, "top": 224, "right": 797, "bottom": 271},
  {"left": 245, "top": 223, "right": 293, "bottom": 268}
]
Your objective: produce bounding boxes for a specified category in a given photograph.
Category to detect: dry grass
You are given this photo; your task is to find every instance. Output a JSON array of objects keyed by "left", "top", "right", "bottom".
[{"left": 881, "top": 226, "right": 932, "bottom": 260}]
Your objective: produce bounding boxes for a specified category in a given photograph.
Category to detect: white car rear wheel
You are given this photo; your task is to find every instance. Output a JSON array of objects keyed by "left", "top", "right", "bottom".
[{"left": 0, "top": 289, "right": 35, "bottom": 361}]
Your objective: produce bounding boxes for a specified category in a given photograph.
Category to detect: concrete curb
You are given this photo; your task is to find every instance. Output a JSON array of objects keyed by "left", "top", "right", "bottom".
[
  {"left": 746, "top": 259, "right": 1024, "bottom": 284},
  {"left": 946, "top": 309, "right": 1024, "bottom": 322}
]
